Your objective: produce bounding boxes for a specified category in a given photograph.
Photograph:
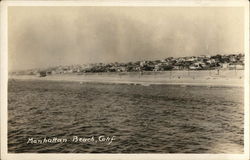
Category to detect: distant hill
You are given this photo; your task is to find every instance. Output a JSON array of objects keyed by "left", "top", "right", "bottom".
[{"left": 10, "top": 53, "right": 244, "bottom": 76}]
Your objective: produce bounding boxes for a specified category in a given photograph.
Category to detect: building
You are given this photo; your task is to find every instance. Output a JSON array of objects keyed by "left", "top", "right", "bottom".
[
  {"left": 37, "top": 71, "right": 47, "bottom": 77},
  {"left": 220, "top": 63, "right": 229, "bottom": 69}
]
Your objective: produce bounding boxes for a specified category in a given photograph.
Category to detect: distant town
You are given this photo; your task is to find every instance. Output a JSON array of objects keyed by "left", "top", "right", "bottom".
[{"left": 11, "top": 53, "right": 244, "bottom": 77}]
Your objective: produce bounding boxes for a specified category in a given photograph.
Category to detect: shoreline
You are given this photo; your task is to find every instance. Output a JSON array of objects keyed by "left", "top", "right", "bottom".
[{"left": 9, "top": 72, "right": 244, "bottom": 87}]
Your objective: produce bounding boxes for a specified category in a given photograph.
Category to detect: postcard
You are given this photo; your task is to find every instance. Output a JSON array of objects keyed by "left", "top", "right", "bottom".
[{"left": 0, "top": 0, "right": 249, "bottom": 160}]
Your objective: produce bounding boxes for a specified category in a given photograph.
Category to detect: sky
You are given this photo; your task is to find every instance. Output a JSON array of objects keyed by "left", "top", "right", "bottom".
[{"left": 8, "top": 6, "right": 245, "bottom": 71}]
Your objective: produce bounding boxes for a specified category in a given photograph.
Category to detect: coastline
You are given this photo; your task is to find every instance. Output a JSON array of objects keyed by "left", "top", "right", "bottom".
[{"left": 9, "top": 70, "right": 244, "bottom": 87}]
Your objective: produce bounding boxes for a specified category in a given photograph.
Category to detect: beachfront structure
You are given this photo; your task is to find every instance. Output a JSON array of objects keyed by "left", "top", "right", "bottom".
[
  {"left": 229, "top": 64, "right": 244, "bottom": 70},
  {"left": 37, "top": 71, "right": 47, "bottom": 77},
  {"left": 220, "top": 63, "right": 230, "bottom": 69}
]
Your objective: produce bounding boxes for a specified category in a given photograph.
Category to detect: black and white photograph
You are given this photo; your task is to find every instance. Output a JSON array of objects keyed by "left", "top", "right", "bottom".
[{"left": 0, "top": 1, "right": 249, "bottom": 160}]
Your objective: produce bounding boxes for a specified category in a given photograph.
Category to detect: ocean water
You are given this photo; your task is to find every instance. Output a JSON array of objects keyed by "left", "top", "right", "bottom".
[{"left": 8, "top": 80, "right": 244, "bottom": 153}]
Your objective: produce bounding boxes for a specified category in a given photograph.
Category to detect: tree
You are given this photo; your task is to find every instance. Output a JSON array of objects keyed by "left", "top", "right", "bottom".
[
  {"left": 162, "top": 65, "right": 173, "bottom": 71},
  {"left": 142, "top": 65, "right": 154, "bottom": 71}
]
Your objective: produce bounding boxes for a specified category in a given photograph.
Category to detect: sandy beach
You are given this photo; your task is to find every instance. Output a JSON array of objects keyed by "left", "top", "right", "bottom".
[{"left": 9, "top": 70, "right": 244, "bottom": 87}]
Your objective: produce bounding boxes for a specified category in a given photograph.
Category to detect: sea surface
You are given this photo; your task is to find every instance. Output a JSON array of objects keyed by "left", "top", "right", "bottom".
[{"left": 8, "top": 80, "right": 244, "bottom": 153}]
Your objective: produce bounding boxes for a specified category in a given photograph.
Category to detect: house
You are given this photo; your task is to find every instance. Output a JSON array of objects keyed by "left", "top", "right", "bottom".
[
  {"left": 239, "top": 56, "right": 244, "bottom": 63},
  {"left": 189, "top": 62, "right": 203, "bottom": 70},
  {"left": 195, "top": 62, "right": 206, "bottom": 68},
  {"left": 206, "top": 59, "right": 216, "bottom": 64},
  {"left": 189, "top": 65, "right": 199, "bottom": 70},
  {"left": 186, "top": 57, "right": 197, "bottom": 62},
  {"left": 154, "top": 64, "right": 161, "bottom": 71},
  {"left": 108, "top": 66, "right": 117, "bottom": 72},
  {"left": 220, "top": 63, "right": 229, "bottom": 69},
  {"left": 235, "top": 64, "right": 244, "bottom": 70},
  {"left": 229, "top": 56, "right": 237, "bottom": 62},
  {"left": 173, "top": 66, "right": 184, "bottom": 70},
  {"left": 117, "top": 67, "right": 126, "bottom": 72},
  {"left": 229, "top": 64, "right": 237, "bottom": 70},
  {"left": 140, "top": 61, "right": 146, "bottom": 67}
]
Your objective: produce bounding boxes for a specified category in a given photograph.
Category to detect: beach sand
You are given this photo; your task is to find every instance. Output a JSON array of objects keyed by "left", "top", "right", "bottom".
[{"left": 9, "top": 70, "right": 244, "bottom": 87}]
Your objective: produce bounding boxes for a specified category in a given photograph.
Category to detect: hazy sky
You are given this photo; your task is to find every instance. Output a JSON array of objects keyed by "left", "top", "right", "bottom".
[{"left": 8, "top": 7, "right": 244, "bottom": 71}]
